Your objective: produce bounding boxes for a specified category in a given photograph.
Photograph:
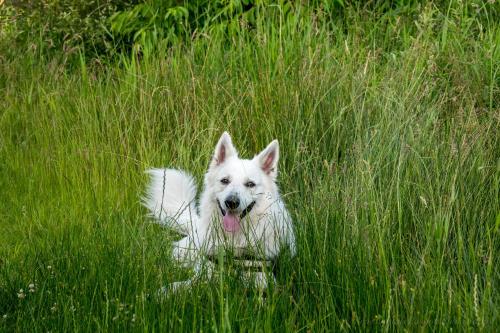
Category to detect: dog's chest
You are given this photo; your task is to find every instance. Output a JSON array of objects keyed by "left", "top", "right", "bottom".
[{"left": 208, "top": 220, "right": 279, "bottom": 259}]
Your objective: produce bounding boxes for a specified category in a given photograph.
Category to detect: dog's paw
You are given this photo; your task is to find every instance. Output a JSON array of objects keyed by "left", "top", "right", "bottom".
[
  {"left": 156, "top": 279, "right": 194, "bottom": 298},
  {"left": 156, "top": 286, "right": 169, "bottom": 300},
  {"left": 170, "top": 280, "right": 194, "bottom": 292}
]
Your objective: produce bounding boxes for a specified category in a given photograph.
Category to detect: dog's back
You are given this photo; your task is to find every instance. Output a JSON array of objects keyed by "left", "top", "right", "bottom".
[{"left": 143, "top": 168, "right": 199, "bottom": 235}]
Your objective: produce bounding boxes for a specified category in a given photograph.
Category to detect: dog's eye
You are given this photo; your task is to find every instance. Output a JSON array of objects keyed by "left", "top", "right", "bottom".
[
  {"left": 220, "top": 177, "right": 230, "bottom": 185},
  {"left": 245, "top": 181, "right": 256, "bottom": 188}
]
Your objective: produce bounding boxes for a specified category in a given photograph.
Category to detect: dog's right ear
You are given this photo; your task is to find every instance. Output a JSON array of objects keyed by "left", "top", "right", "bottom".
[{"left": 210, "top": 132, "right": 238, "bottom": 167}]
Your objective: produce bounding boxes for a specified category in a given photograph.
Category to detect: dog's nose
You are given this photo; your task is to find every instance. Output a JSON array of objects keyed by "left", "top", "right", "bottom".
[{"left": 224, "top": 195, "right": 240, "bottom": 210}]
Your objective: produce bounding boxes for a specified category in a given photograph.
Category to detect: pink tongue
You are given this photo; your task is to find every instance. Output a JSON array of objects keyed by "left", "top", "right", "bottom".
[{"left": 223, "top": 213, "right": 241, "bottom": 233}]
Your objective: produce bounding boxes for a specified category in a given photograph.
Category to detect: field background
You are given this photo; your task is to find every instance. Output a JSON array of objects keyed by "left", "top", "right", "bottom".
[{"left": 0, "top": 1, "right": 499, "bottom": 331}]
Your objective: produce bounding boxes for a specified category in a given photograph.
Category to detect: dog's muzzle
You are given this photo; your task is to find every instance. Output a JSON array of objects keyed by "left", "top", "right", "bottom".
[{"left": 217, "top": 199, "right": 256, "bottom": 219}]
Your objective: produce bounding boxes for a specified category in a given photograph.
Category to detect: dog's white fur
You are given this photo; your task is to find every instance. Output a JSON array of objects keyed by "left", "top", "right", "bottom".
[{"left": 144, "top": 132, "right": 295, "bottom": 289}]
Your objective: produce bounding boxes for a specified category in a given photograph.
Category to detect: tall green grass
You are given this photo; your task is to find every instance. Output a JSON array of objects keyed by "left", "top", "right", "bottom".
[{"left": 0, "top": 3, "right": 499, "bottom": 332}]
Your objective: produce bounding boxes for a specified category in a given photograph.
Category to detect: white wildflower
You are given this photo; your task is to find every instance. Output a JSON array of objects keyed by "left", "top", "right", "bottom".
[{"left": 17, "top": 289, "right": 26, "bottom": 299}]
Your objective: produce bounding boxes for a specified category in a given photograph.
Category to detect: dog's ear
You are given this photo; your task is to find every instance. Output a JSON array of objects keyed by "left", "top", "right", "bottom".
[
  {"left": 256, "top": 140, "right": 279, "bottom": 178},
  {"left": 211, "top": 132, "right": 238, "bottom": 167}
]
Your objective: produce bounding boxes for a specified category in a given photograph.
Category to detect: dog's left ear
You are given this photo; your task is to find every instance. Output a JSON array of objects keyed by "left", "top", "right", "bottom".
[{"left": 256, "top": 140, "right": 279, "bottom": 178}]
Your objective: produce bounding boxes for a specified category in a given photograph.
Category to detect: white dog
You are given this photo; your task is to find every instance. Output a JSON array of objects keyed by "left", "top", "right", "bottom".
[{"left": 144, "top": 132, "right": 295, "bottom": 290}]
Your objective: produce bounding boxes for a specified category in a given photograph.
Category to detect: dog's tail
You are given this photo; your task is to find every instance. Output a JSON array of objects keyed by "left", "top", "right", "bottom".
[{"left": 143, "top": 168, "right": 199, "bottom": 235}]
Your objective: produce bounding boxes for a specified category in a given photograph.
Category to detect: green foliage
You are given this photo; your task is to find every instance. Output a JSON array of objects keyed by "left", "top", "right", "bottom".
[
  {"left": 108, "top": 0, "right": 288, "bottom": 49},
  {"left": 2, "top": 0, "right": 498, "bottom": 60},
  {"left": 109, "top": 0, "right": 190, "bottom": 48}
]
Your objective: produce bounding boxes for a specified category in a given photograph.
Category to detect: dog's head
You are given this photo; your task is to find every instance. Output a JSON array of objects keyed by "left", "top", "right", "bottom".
[{"left": 205, "top": 132, "right": 279, "bottom": 233}]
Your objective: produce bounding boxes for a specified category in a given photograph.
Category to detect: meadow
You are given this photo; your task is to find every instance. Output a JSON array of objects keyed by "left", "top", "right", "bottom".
[{"left": 0, "top": 1, "right": 499, "bottom": 331}]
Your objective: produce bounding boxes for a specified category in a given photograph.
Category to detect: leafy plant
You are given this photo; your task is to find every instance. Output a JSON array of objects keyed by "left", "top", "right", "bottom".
[
  {"left": 109, "top": 0, "right": 189, "bottom": 48},
  {"left": 108, "top": 0, "right": 298, "bottom": 50}
]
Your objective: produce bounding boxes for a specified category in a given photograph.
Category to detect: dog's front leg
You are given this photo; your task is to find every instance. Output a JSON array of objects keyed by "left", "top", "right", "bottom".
[
  {"left": 158, "top": 259, "right": 215, "bottom": 297},
  {"left": 254, "top": 272, "right": 273, "bottom": 289},
  {"left": 242, "top": 271, "right": 276, "bottom": 290},
  {"left": 172, "top": 235, "right": 200, "bottom": 264}
]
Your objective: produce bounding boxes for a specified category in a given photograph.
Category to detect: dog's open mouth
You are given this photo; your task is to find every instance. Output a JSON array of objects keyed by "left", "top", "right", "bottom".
[{"left": 217, "top": 200, "right": 256, "bottom": 233}]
